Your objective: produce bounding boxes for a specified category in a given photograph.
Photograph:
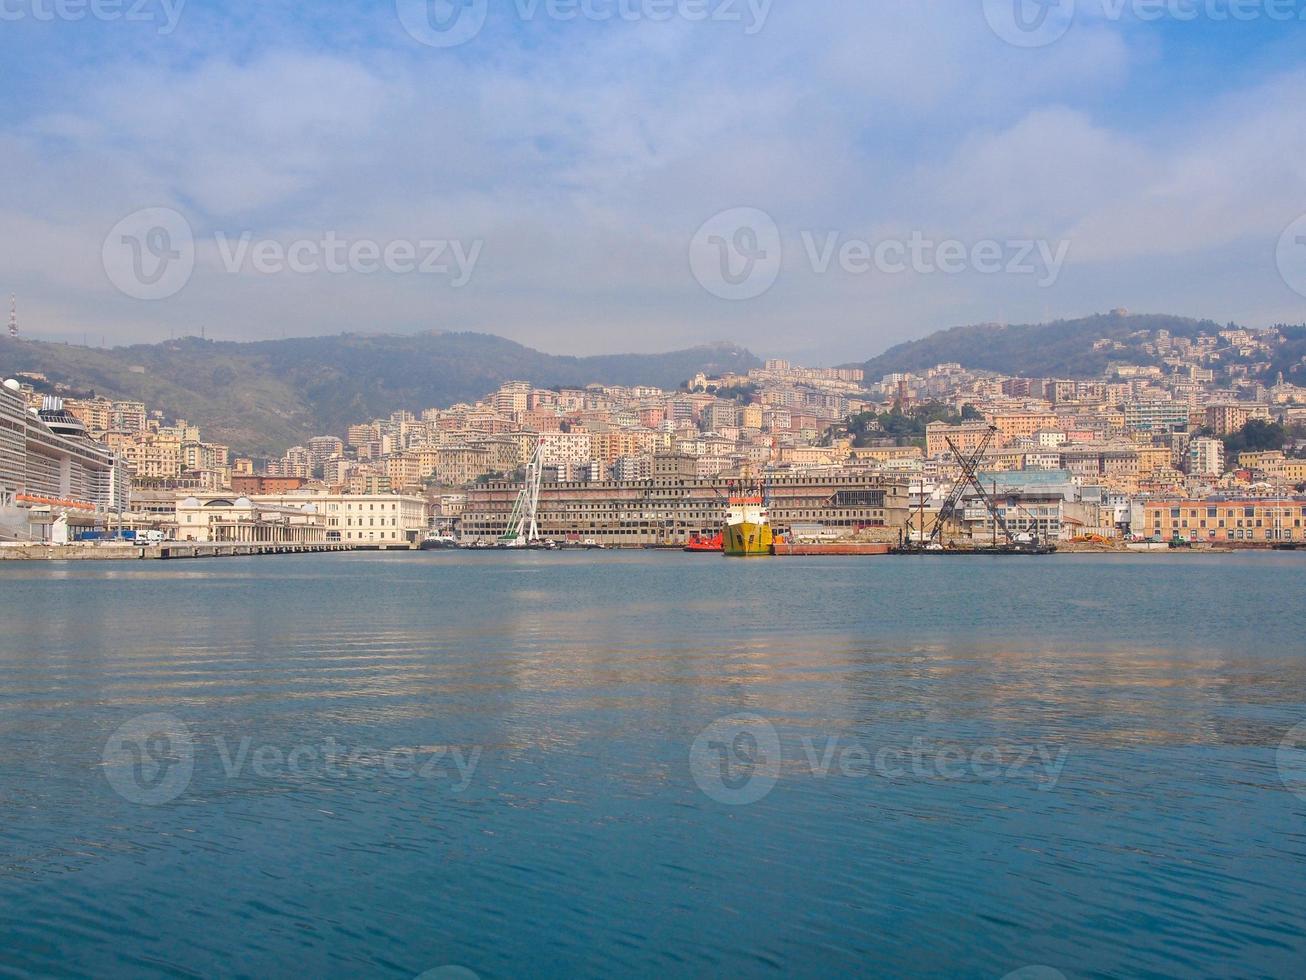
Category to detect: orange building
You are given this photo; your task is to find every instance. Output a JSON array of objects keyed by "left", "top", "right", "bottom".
[
  {"left": 1142, "top": 498, "right": 1306, "bottom": 544},
  {"left": 925, "top": 422, "right": 992, "bottom": 458},
  {"left": 231, "top": 475, "right": 306, "bottom": 495},
  {"left": 990, "top": 412, "right": 1059, "bottom": 445}
]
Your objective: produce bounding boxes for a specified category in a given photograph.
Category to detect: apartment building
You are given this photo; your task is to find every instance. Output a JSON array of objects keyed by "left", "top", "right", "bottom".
[
  {"left": 1187, "top": 437, "right": 1225, "bottom": 477},
  {"left": 925, "top": 422, "right": 992, "bottom": 458},
  {"left": 990, "top": 412, "right": 1060, "bottom": 444},
  {"left": 538, "top": 431, "right": 593, "bottom": 468},
  {"left": 1122, "top": 400, "right": 1190, "bottom": 434},
  {"left": 1205, "top": 402, "right": 1271, "bottom": 436},
  {"left": 493, "top": 381, "right": 532, "bottom": 417}
]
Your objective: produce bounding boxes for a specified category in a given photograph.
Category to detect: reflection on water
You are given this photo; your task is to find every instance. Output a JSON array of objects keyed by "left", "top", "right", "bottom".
[{"left": 1, "top": 552, "right": 1305, "bottom": 977}]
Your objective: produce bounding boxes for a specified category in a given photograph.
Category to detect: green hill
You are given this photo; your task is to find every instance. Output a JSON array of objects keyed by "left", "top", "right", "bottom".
[
  {"left": 0, "top": 332, "right": 759, "bottom": 455},
  {"left": 860, "top": 312, "right": 1226, "bottom": 380}
]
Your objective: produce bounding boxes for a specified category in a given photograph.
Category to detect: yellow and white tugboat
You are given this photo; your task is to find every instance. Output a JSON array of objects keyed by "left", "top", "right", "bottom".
[{"left": 723, "top": 492, "right": 773, "bottom": 557}]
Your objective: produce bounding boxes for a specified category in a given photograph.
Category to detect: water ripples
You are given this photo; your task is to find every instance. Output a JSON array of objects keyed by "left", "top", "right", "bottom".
[{"left": 1, "top": 553, "right": 1305, "bottom": 976}]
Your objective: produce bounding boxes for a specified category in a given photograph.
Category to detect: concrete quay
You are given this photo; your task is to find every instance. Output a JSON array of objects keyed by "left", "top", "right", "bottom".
[{"left": 0, "top": 541, "right": 359, "bottom": 560}]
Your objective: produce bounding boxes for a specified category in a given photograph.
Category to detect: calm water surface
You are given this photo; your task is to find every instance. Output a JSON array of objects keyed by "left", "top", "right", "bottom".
[{"left": 1, "top": 552, "right": 1305, "bottom": 978}]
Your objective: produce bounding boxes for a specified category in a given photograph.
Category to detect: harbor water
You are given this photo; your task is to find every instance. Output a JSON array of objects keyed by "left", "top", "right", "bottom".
[{"left": 1, "top": 552, "right": 1304, "bottom": 977}]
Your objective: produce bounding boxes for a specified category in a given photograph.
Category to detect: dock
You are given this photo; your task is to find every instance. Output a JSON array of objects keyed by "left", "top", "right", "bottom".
[{"left": 0, "top": 541, "right": 358, "bottom": 560}]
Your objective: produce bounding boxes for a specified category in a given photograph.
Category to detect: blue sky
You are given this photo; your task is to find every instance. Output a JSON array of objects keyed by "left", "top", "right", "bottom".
[{"left": 1, "top": 0, "right": 1305, "bottom": 363}]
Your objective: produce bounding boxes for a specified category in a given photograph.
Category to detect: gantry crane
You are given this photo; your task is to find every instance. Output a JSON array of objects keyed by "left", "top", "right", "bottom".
[{"left": 498, "top": 438, "right": 544, "bottom": 546}]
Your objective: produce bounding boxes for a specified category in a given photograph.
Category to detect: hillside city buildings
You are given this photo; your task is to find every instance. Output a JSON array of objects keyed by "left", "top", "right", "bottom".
[{"left": 3, "top": 323, "right": 1305, "bottom": 548}]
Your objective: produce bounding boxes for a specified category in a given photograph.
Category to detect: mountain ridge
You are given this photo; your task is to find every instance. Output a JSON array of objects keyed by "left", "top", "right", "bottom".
[
  {"left": 860, "top": 312, "right": 1234, "bottom": 379},
  {"left": 1, "top": 331, "right": 760, "bottom": 455}
]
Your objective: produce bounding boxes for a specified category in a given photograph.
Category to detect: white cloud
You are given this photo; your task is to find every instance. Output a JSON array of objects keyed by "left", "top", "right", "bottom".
[{"left": 0, "top": 2, "right": 1301, "bottom": 360}]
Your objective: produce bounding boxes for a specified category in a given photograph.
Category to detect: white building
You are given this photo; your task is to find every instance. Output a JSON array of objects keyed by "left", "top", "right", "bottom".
[
  {"left": 1187, "top": 436, "right": 1225, "bottom": 477},
  {"left": 175, "top": 495, "right": 327, "bottom": 544},
  {"left": 538, "top": 431, "right": 593, "bottom": 468},
  {"left": 175, "top": 491, "right": 428, "bottom": 547}
]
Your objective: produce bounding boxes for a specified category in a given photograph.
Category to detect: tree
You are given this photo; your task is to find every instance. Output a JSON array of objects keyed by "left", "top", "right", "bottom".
[
  {"left": 1221, "top": 419, "right": 1286, "bottom": 456},
  {"left": 846, "top": 401, "right": 968, "bottom": 447},
  {"left": 712, "top": 383, "right": 759, "bottom": 403}
]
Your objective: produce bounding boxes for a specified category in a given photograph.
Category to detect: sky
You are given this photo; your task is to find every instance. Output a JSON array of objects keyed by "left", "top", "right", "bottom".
[{"left": 1, "top": 0, "right": 1305, "bottom": 364}]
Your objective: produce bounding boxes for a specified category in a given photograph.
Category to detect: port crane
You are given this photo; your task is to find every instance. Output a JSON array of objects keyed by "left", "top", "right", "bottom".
[
  {"left": 899, "top": 424, "right": 1055, "bottom": 554},
  {"left": 904, "top": 425, "right": 1000, "bottom": 548},
  {"left": 498, "top": 438, "right": 544, "bottom": 547},
  {"left": 948, "top": 431, "right": 1017, "bottom": 546}
]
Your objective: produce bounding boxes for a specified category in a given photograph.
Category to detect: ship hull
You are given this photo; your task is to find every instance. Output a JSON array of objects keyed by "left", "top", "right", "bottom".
[
  {"left": 773, "top": 541, "right": 890, "bottom": 556},
  {"left": 724, "top": 521, "right": 773, "bottom": 557},
  {"left": 684, "top": 532, "right": 723, "bottom": 553}
]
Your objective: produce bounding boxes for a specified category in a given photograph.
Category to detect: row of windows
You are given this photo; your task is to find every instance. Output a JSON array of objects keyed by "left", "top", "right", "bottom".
[
  {"left": 1161, "top": 518, "right": 1305, "bottom": 530},
  {"left": 1170, "top": 528, "right": 1298, "bottom": 541},
  {"left": 1163, "top": 506, "right": 1306, "bottom": 518}
]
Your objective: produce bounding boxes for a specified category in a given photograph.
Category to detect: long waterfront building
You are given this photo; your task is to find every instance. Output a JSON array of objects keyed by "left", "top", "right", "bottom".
[{"left": 461, "top": 463, "right": 912, "bottom": 546}]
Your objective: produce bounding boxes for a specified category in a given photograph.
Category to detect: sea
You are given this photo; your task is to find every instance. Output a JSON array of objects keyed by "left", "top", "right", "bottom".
[{"left": 1, "top": 551, "right": 1304, "bottom": 978}]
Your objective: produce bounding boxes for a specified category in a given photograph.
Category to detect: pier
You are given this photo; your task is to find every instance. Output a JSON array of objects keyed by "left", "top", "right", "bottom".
[{"left": 0, "top": 541, "right": 358, "bottom": 560}]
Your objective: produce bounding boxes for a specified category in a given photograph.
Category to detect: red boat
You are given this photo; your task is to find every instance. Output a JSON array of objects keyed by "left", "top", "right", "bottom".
[{"left": 684, "top": 531, "right": 723, "bottom": 553}]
